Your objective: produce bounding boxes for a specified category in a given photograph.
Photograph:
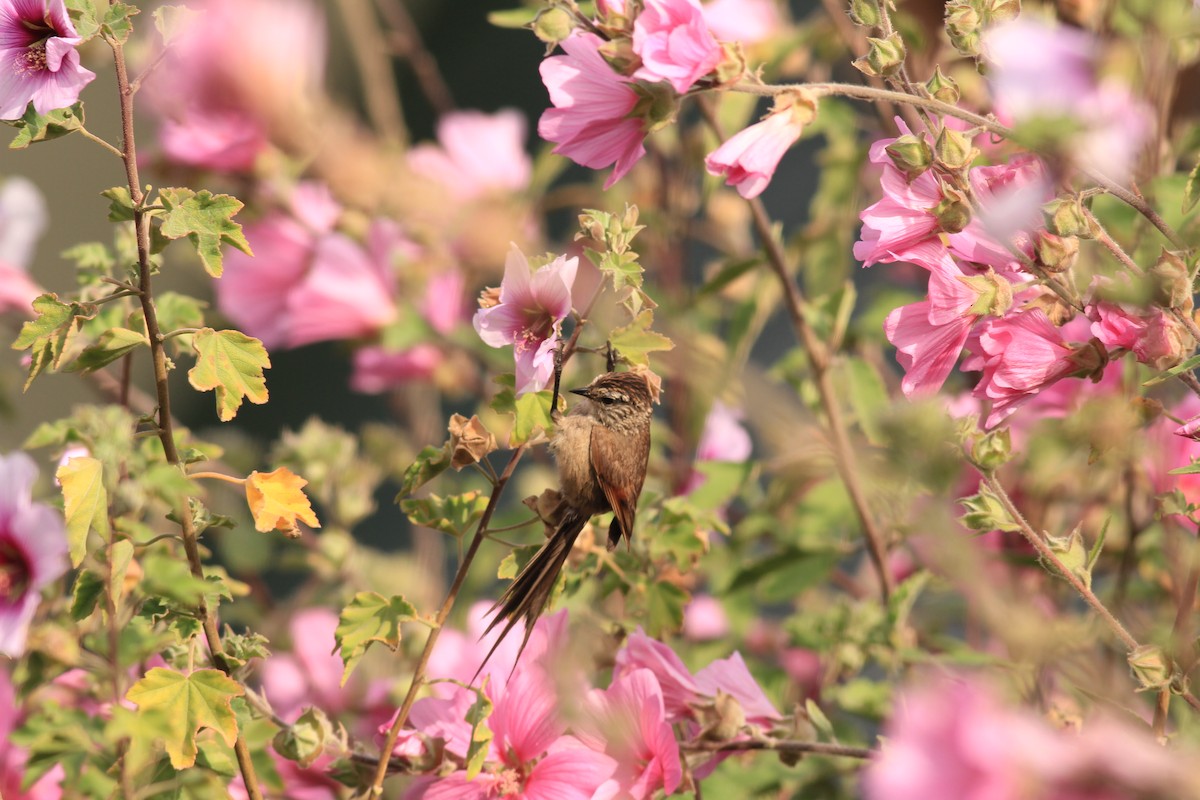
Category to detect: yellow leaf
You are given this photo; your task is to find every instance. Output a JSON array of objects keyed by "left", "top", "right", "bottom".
[
  {"left": 57, "top": 455, "right": 109, "bottom": 567},
  {"left": 125, "top": 667, "right": 243, "bottom": 769},
  {"left": 244, "top": 467, "right": 320, "bottom": 535}
]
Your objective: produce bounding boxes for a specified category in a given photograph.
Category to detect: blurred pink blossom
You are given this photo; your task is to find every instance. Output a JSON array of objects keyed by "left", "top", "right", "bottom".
[
  {"left": 577, "top": 668, "right": 682, "bottom": 800},
  {"left": 694, "top": 651, "right": 780, "bottom": 725},
  {"left": 0, "top": 0, "right": 95, "bottom": 120},
  {"left": 983, "top": 18, "right": 1151, "bottom": 184},
  {"left": 409, "top": 110, "right": 532, "bottom": 199},
  {"left": 705, "top": 103, "right": 806, "bottom": 198},
  {"left": 1089, "top": 300, "right": 1185, "bottom": 371},
  {"left": 350, "top": 345, "right": 442, "bottom": 393},
  {"left": 682, "top": 594, "right": 730, "bottom": 641},
  {"left": 262, "top": 608, "right": 348, "bottom": 720},
  {"left": 216, "top": 213, "right": 314, "bottom": 348},
  {"left": 0, "top": 175, "right": 48, "bottom": 315},
  {"left": 702, "top": 0, "right": 781, "bottom": 44},
  {"left": 0, "top": 667, "right": 63, "bottom": 799},
  {"left": 947, "top": 156, "right": 1049, "bottom": 276},
  {"left": 539, "top": 32, "right": 647, "bottom": 189},
  {"left": 0, "top": 452, "right": 67, "bottom": 657},
  {"left": 864, "top": 673, "right": 1199, "bottom": 800},
  {"left": 473, "top": 245, "right": 578, "bottom": 395},
  {"left": 157, "top": 108, "right": 267, "bottom": 173},
  {"left": 632, "top": 0, "right": 722, "bottom": 93},
  {"left": 229, "top": 751, "right": 341, "bottom": 800},
  {"left": 695, "top": 402, "right": 752, "bottom": 463}
]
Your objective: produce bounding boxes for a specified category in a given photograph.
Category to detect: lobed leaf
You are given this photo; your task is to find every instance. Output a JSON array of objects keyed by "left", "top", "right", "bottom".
[
  {"left": 187, "top": 328, "right": 270, "bottom": 421},
  {"left": 158, "top": 188, "right": 253, "bottom": 277},
  {"left": 334, "top": 592, "right": 418, "bottom": 685},
  {"left": 125, "top": 668, "right": 244, "bottom": 769},
  {"left": 244, "top": 467, "right": 320, "bottom": 535}
]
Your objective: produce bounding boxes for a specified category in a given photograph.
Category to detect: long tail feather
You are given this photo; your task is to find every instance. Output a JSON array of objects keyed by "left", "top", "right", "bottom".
[{"left": 472, "top": 510, "right": 588, "bottom": 681}]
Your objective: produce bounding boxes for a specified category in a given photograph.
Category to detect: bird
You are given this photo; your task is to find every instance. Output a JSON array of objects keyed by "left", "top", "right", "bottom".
[{"left": 475, "top": 368, "right": 653, "bottom": 677}]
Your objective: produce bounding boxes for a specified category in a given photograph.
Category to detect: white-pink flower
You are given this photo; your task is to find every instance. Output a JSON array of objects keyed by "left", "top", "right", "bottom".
[
  {"left": 473, "top": 244, "right": 578, "bottom": 395},
  {"left": 701, "top": 0, "right": 782, "bottom": 45},
  {"left": 633, "top": 0, "right": 722, "bottom": 93},
  {"left": 539, "top": 32, "right": 647, "bottom": 189},
  {"left": 578, "top": 669, "right": 682, "bottom": 800},
  {"left": 0, "top": 0, "right": 95, "bottom": 120},
  {"left": 0, "top": 452, "right": 67, "bottom": 657},
  {"left": 705, "top": 103, "right": 806, "bottom": 198},
  {"left": 408, "top": 109, "right": 532, "bottom": 199}
]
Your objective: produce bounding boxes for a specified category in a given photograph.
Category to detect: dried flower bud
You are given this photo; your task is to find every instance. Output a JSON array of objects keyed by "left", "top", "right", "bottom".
[
  {"left": 523, "top": 488, "right": 566, "bottom": 536},
  {"left": 1066, "top": 337, "right": 1109, "bottom": 381},
  {"left": 925, "top": 65, "right": 960, "bottom": 104},
  {"left": 847, "top": 0, "right": 881, "bottom": 27},
  {"left": 447, "top": 414, "right": 498, "bottom": 470},
  {"left": 1034, "top": 231, "right": 1080, "bottom": 274},
  {"left": 884, "top": 133, "right": 934, "bottom": 180},
  {"left": 1128, "top": 645, "right": 1173, "bottom": 692},
  {"left": 934, "top": 125, "right": 978, "bottom": 171},
  {"left": 1043, "top": 196, "right": 1093, "bottom": 238},
  {"left": 853, "top": 32, "right": 906, "bottom": 78},
  {"left": 714, "top": 41, "right": 747, "bottom": 85},
  {"left": 959, "top": 487, "right": 1020, "bottom": 531},
  {"left": 699, "top": 690, "right": 746, "bottom": 741},
  {"left": 1046, "top": 526, "right": 1091, "bottom": 589},
  {"left": 970, "top": 427, "right": 1012, "bottom": 471},
  {"left": 1151, "top": 248, "right": 1193, "bottom": 311},
  {"left": 962, "top": 267, "right": 1013, "bottom": 317}
]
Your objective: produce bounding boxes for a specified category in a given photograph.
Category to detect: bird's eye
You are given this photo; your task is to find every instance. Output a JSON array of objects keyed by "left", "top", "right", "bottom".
[{"left": 598, "top": 396, "right": 616, "bottom": 405}]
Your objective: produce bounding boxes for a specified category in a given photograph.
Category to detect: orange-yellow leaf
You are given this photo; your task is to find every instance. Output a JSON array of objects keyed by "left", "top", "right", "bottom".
[{"left": 244, "top": 467, "right": 320, "bottom": 536}]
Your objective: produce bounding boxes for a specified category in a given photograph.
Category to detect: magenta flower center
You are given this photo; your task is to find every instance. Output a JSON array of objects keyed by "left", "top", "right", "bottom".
[
  {"left": 17, "top": 42, "right": 48, "bottom": 75},
  {"left": 12, "top": 15, "right": 58, "bottom": 77},
  {"left": 0, "top": 540, "right": 30, "bottom": 600}
]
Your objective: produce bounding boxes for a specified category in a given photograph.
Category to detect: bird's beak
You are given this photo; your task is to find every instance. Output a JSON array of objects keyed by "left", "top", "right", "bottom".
[{"left": 569, "top": 387, "right": 590, "bottom": 397}]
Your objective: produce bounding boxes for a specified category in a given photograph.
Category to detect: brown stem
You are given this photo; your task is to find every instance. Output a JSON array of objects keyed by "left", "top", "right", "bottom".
[
  {"left": 109, "top": 38, "right": 263, "bottom": 800},
  {"left": 699, "top": 97, "right": 894, "bottom": 601},
  {"left": 335, "top": 0, "right": 409, "bottom": 145},
  {"left": 681, "top": 739, "right": 874, "bottom": 759},
  {"left": 369, "top": 444, "right": 529, "bottom": 794},
  {"left": 376, "top": 0, "right": 457, "bottom": 116}
]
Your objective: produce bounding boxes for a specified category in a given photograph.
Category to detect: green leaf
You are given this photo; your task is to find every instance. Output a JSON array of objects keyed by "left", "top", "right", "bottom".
[
  {"left": 11, "top": 293, "right": 96, "bottom": 388},
  {"left": 101, "top": 1, "right": 138, "bottom": 43},
  {"left": 1143, "top": 353, "right": 1200, "bottom": 387},
  {"left": 497, "top": 544, "right": 540, "bottom": 579},
  {"left": 400, "top": 491, "right": 488, "bottom": 537},
  {"left": 697, "top": 257, "right": 760, "bottom": 297},
  {"left": 109, "top": 538, "right": 135, "bottom": 600},
  {"left": 644, "top": 580, "right": 688, "bottom": 636},
  {"left": 158, "top": 188, "right": 253, "bottom": 277},
  {"left": 70, "top": 569, "right": 104, "bottom": 621},
  {"left": 395, "top": 444, "right": 451, "bottom": 500},
  {"left": 488, "top": 7, "right": 539, "bottom": 27},
  {"left": 608, "top": 310, "right": 674, "bottom": 367},
  {"left": 727, "top": 547, "right": 840, "bottom": 599},
  {"left": 57, "top": 455, "right": 109, "bottom": 567},
  {"left": 334, "top": 592, "right": 417, "bottom": 685},
  {"left": 100, "top": 186, "right": 136, "bottom": 221},
  {"left": 805, "top": 699, "right": 834, "bottom": 738},
  {"left": 463, "top": 684, "right": 494, "bottom": 780},
  {"left": 7, "top": 102, "right": 84, "bottom": 149},
  {"left": 153, "top": 4, "right": 200, "bottom": 44},
  {"left": 220, "top": 628, "right": 271, "bottom": 670},
  {"left": 187, "top": 328, "right": 270, "bottom": 421},
  {"left": 490, "top": 375, "right": 555, "bottom": 445},
  {"left": 68, "top": 327, "right": 149, "bottom": 372},
  {"left": 65, "top": 0, "right": 100, "bottom": 40},
  {"left": 1169, "top": 461, "right": 1200, "bottom": 476},
  {"left": 834, "top": 356, "right": 888, "bottom": 446},
  {"left": 1185, "top": 156, "right": 1200, "bottom": 215},
  {"left": 125, "top": 668, "right": 245, "bottom": 769},
  {"left": 61, "top": 241, "right": 115, "bottom": 274}
]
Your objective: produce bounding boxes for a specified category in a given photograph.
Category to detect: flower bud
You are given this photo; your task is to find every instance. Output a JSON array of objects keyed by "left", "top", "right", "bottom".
[
  {"left": 847, "top": 0, "right": 881, "bottom": 27},
  {"left": 1066, "top": 337, "right": 1109, "bottom": 380},
  {"left": 959, "top": 487, "right": 1020, "bottom": 532},
  {"left": 631, "top": 80, "right": 679, "bottom": 133},
  {"left": 962, "top": 267, "right": 1013, "bottom": 317},
  {"left": 1034, "top": 231, "right": 1080, "bottom": 274},
  {"left": 599, "top": 36, "right": 639, "bottom": 74},
  {"left": 532, "top": 7, "right": 575, "bottom": 48},
  {"left": 884, "top": 133, "right": 934, "bottom": 179},
  {"left": 934, "top": 125, "right": 978, "bottom": 170},
  {"left": 1128, "top": 645, "right": 1173, "bottom": 692},
  {"left": 945, "top": 1, "right": 983, "bottom": 57},
  {"left": 925, "top": 66, "right": 960, "bottom": 104},
  {"left": 853, "top": 32, "right": 906, "bottom": 78},
  {"left": 932, "top": 196, "right": 972, "bottom": 233},
  {"left": 699, "top": 690, "right": 747, "bottom": 741},
  {"left": 1046, "top": 526, "right": 1091, "bottom": 589},
  {"left": 713, "top": 41, "right": 747, "bottom": 85},
  {"left": 1150, "top": 248, "right": 1193, "bottom": 312},
  {"left": 970, "top": 427, "right": 1012, "bottom": 471},
  {"left": 1043, "top": 196, "right": 1094, "bottom": 238}
]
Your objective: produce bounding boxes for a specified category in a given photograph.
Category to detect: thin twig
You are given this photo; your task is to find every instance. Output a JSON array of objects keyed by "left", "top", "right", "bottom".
[
  {"left": 698, "top": 96, "right": 894, "bottom": 602},
  {"left": 681, "top": 739, "right": 874, "bottom": 759},
  {"left": 334, "top": 0, "right": 409, "bottom": 145},
  {"left": 376, "top": 0, "right": 457, "bottom": 115},
  {"left": 78, "top": 125, "right": 125, "bottom": 158}
]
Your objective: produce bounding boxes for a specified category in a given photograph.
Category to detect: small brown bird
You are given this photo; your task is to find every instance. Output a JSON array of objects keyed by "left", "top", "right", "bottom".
[{"left": 478, "top": 369, "right": 653, "bottom": 673}]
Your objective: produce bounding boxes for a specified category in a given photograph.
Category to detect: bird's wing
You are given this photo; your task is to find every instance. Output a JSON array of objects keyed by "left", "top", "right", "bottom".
[{"left": 590, "top": 423, "right": 648, "bottom": 546}]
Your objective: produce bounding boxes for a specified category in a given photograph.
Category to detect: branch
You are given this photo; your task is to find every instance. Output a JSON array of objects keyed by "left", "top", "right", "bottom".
[{"left": 681, "top": 739, "right": 874, "bottom": 759}]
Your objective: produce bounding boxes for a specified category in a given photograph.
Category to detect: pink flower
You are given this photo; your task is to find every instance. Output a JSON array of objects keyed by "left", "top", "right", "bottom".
[
  {"left": 701, "top": 0, "right": 781, "bottom": 44},
  {"left": 473, "top": 245, "right": 578, "bottom": 395},
  {"left": 409, "top": 110, "right": 532, "bottom": 199},
  {"left": 156, "top": 108, "right": 267, "bottom": 173},
  {"left": 407, "top": 665, "right": 617, "bottom": 800},
  {"left": 261, "top": 608, "right": 348, "bottom": 720},
  {"left": 632, "top": 0, "right": 722, "bottom": 93},
  {"left": 682, "top": 594, "right": 730, "bottom": 641},
  {"left": 854, "top": 123, "right": 945, "bottom": 267},
  {"left": 694, "top": 651, "right": 781, "bottom": 725},
  {"left": 946, "top": 156, "right": 1049, "bottom": 275},
  {"left": 578, "top": 669, "right": 682, "bottom": 800},
  {"left": 350, "top": 345, "right": 442, "bottom": 393},
  {"left": 539, "top": 33, "right": 647, "bottom": 189},
  {"left": 0, "top": 0, "right": 95, "bottom": 120},
  {"left": 864, "top": 674, "right": 1200, "bottom": 800},
  {"left": 0, "top": 452, "right": 67, "bottom": 657},
  {"left": 1089, "top": 300, "right": 1185, "bottom": 371},
  {"left": 0, "top": 667, "right": 64, "bottom": 799},
  {"left": 695, "top": 402, "right": 752, "bottom": 463},
  {"left": 216, "top": 214, "right": 314, "bottom": 348},
  {"left": 967, "top": 308, "right": 1086, "bottom": 429},
  {"left": 613, "top": 629, "right": 701, "bottom": 721},
  {"left": 705, "top": 102, "right": 807, "bottom": 198}
]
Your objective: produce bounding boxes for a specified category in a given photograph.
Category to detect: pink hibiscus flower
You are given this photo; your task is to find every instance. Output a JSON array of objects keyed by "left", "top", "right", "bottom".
[
  {"left": 156, "top": 108, "right": 268, "bottom": 173},
  {"left": 408, "top": 109, "right": 532, "bottom": 199},
  {"left": 0, "top": 666, "right": 64, "bottom": 799},
  {"left": 632, "top": 0, "right": 722, "bottom": 93},
  {"left": 1088, "top": 299, "right": 1186, "bottom": 372},
  {"left": 0, "top": 452, "right": 67, "bottom": 657},
  {"left": 577, "top": 668, "right": 682, "bottom": 800},
  {"left": 701, "top": 0, "right": 782, "bottom": 45},
  {"left": 473, "top": 244, "right": 578, "bottom": 395},
  {"left": 539, "top": 33, "right": 647, "bottom": 189},
  {"left": 705, "top": 97, "right": 809, "bottom": 198},
  {"left": 853, "top": 123, "right": 945, "bottom": 267},
  {"left": 0, "top": 0, "right": 95, "bottom": 120}
]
